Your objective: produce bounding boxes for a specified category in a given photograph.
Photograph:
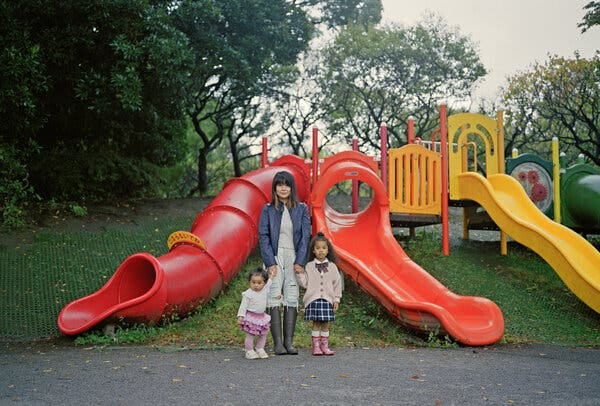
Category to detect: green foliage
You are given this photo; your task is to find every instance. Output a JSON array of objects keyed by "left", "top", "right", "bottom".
[
  {"left": 501, "top": 53, "right": 600, "bottom": 166},
  {"left": 173, "top": 0, "right": 316, "bottom": 195},
  {"left": 70, "top": 204, "right": 87, "bottom": 217},
  {"left": 313, "top": 0, "right": 382, "bottom": 30},
  {"left": 74, "top": 324, "right": 162, "bottom": 346},
  {"left": 579, "top": 1, "right": 600, "bottom": 33},
  {"left": 0, "top": 144, "right": 40, "bottom": 228},
  {"left": 0, "top": 0, "right": 387, "bottom": 215},
  {"left": 29, "top": 149, "right": 169, "bottom": 201},
  {"left": 426, "top": 330, "right": 458, "bottom": 349},
  {"left": 319, "top": 14, "right": 486, "bottom": 152},
  {"left": 1, "top": 0, "right": 193, "bottom": 209},
  {"left": 0, "top": 2, "right": 48, "bottom": 139}
]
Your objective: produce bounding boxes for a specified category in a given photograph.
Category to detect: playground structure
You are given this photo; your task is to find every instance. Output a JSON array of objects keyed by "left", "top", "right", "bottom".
[
  {"left": 58, "top": 106, "right": 600, "bottom": 346},
  {"left": 388, "top": 109, "right": 600, "bottom": 316},
  {"left": 57, "top": 155, "right": 311, "bottom": 335},
  {"left": 505, "top": 144, "right": 600, "bottom": 234}
]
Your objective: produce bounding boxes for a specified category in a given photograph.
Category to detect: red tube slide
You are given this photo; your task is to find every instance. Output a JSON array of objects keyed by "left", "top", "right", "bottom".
[
  {"left": 311, "top": 151, "right": 504, "bottom": 346},
  {"left": 57, "top": 155, "right": 310, "bottom": 335}
]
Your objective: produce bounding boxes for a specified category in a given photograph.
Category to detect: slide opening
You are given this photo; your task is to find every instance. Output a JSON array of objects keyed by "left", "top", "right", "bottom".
[
  {"left": 117, "top": 256, "right": 158, "bottom": 303},
  {"left": 313, "top": 161, "right": 389, "bottom": 249},
  {"left": 325, "top": 179, "right": 374, "bottom": 215}
]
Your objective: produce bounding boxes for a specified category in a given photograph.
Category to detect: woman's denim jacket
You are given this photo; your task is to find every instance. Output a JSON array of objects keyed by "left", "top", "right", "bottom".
[{"left": 258, "top": 202, "right": 311, "bottom": 269}]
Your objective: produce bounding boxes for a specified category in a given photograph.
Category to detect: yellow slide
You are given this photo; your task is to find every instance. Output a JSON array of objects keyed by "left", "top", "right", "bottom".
[{"left": 456, "top": 172, "right": 600, "bottom": 314}]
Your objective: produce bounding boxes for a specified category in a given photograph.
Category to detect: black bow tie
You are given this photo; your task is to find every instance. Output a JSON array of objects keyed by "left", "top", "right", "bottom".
[{"left": 315, "top": 262, "right": 328, "bottom": 273}]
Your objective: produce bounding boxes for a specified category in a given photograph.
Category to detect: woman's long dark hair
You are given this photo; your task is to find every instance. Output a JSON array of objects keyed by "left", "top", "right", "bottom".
[{"left": 271, "top": 171, "right": 300, "bottom": 208}]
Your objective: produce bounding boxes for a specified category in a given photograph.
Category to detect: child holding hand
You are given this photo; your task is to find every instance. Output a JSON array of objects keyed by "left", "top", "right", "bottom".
[
  {"left": 237, "top": 267, "right": 274, "bottom": 359},
  {"left": 296, "top": 231, "right": 342, "bottom": 356}
]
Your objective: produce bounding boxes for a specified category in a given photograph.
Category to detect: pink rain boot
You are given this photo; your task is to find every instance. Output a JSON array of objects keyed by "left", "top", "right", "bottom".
[
  {"left": 312, "top": 336, "right": 323, "bottom": 356},
  {"left": 320, "top": 335, "right": 335, "bottom": 356}
]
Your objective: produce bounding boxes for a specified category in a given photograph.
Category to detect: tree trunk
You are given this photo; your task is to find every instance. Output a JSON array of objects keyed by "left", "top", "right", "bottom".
[
  {"left": 197, "top": 148, "right": 209, "bottom": 197},
  {"left": 229, "top": 138, "right": 242, "bottom": 178}
]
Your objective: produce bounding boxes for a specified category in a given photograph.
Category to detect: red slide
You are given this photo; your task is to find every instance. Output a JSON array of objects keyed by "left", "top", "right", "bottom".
[
  {"left": 57, "top": 155, "right": 311, "bottom": 335},
  {"left": 311, "top": 152, "right": 504, "bottom": 346}
]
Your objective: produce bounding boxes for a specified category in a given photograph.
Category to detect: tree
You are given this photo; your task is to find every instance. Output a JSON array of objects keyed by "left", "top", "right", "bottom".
[
  {"left": 0, "top": 1, "right": 49, "bottom": 225},
  {"left": 172, "top": 0, "right": 314, "bottom": 196},
  {"left": 308, "top": 0, "right": 382, "bottom": 30},
  {"left": 173, "top": 0, "right": 388, "bottom": 195},
  {"left": 2, "top": 0, "right": 193, "bottom": 202},
  {"left": 0, "top": 1, "right": 194, "bottom": 228},
  {"left": 579, "top": 1, "right": 600, "bottom": 33},
  {"left": 260, "top": 52, "right": 330, "bottom": 157},
  {"left": 318, "top": 14, "right": 486, "bottom": 154},
  {"left": 500, "top": 53, "right": 600, "bottom": 166}
]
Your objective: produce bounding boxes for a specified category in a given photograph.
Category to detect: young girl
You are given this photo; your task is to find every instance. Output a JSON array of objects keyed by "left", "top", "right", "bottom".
[
  {"left": 258, "top": 171, "right": 311, "bottom": 355},
  {"left": 296, "top": 231, "right": 342, "bottom": 356},
  {"left": 237, "top": 267, "right": 274, "bottom": 359}
]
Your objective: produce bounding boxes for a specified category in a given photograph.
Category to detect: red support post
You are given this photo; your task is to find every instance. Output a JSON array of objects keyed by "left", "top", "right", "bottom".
[
  {"left": 379, "top": 123, "right": 388, "bottom": 192},
  {"left": 312, "top": 127, "right": 319, "bottom": 185},
  {"left": 352, "top": 137, "right": 359, "bottom": 213},
  {"left": 380, "top": 123, "right": 388, "bottom": 193},
  {"left": 439, "top": 105, "right": 450, "bottom": 256},
  {"left": 261, "top": 137, "right": 268, "bottom": 168},
  {"left": 407, "top": 117, "right": 415, "bottom": 144}
]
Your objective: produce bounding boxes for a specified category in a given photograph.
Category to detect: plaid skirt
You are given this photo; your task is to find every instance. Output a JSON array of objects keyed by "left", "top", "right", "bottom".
[{"left": 304, "top": 299, "right": 335, "bottom": 322}]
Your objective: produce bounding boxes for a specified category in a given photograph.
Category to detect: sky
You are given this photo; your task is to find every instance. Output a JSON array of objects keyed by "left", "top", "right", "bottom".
[{"left": 380, "top": 0, "right": 600, "bottom": 107}]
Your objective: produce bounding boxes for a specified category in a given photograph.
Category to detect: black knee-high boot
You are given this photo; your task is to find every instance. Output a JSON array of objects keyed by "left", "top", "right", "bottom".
[
  {"left": 283, "top": 306, "right": 298, "bottom": 355},
  {"left": 267, "top": 306, "right": 286, "bottom": 355}
]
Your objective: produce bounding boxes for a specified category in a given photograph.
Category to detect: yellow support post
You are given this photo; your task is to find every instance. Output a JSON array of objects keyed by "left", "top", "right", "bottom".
[
  {"left": 552, "top": 137, "right": 561, "bottom": 223},
  {"left": 497, "top": 111, "right": 507, "bottom": 256}
]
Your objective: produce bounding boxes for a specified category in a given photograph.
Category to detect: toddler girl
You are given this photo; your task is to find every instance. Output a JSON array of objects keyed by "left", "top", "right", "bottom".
[
  {"left": 296, "top": 232, "right": 342, "bottom": 356},
  {"left": 237, "top": 267, "right": 274, "bottom": 359}
]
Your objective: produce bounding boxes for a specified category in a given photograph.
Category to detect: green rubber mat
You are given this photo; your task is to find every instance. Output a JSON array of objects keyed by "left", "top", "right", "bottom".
[{"left": 0, "top": 217, "right": 192, "bottom": 340}]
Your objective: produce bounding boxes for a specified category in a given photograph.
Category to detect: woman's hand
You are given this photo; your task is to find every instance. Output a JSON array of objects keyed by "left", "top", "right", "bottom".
[
  {"left": 293, "top": 264, "right": 305, "bottom": 274},
  {"left": 333, "top": 302, "right": 339, "bottom": 312},
  {"left": 237, "top": 316, "right": 244, "bottom": 325}
]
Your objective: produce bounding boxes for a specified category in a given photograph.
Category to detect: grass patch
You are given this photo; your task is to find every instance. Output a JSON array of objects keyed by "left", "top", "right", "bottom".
[
  {"left": 1, "top": 207, "right": 599, "bottom": 349},
  {"left": 407, "top": 230, "right": 600, "bottom": 346}
]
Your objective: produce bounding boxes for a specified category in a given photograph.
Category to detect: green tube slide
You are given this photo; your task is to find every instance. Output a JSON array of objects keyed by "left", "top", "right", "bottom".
[{"left": 561, "top": 164, "right": 600, "bottom": 230}]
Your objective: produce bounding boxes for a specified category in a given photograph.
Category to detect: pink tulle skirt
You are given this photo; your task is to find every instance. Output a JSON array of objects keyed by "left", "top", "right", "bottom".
[{"left": 240, "top": 310, "right": 271, "bottom": 336}]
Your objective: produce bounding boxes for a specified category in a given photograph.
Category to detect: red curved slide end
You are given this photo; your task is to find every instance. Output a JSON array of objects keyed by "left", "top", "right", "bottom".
[{"left": 311, "top": 151, "right": 504, "bottom": 346}]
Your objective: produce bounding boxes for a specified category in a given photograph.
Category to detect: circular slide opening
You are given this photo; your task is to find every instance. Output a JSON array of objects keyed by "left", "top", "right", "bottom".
[
  {"left": 117, "top": 254, "right": 159, "bottom": 303},
  {"left": 312, "top": 156, "right": 389, "bottom": 237},
  {"left": 325, "top": 179, "right": 374, "bottom": 215}
]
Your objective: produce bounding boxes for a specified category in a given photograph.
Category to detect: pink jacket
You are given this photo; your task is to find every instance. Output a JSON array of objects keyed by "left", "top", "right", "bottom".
[{"left": 296, "top": 259, "right": 342, "bottom": 307}]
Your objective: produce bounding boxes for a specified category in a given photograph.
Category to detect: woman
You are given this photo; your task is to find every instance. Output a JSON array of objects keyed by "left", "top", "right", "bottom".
[{"left": 258, "top": 171, "right": 311, "bottom": 355}]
